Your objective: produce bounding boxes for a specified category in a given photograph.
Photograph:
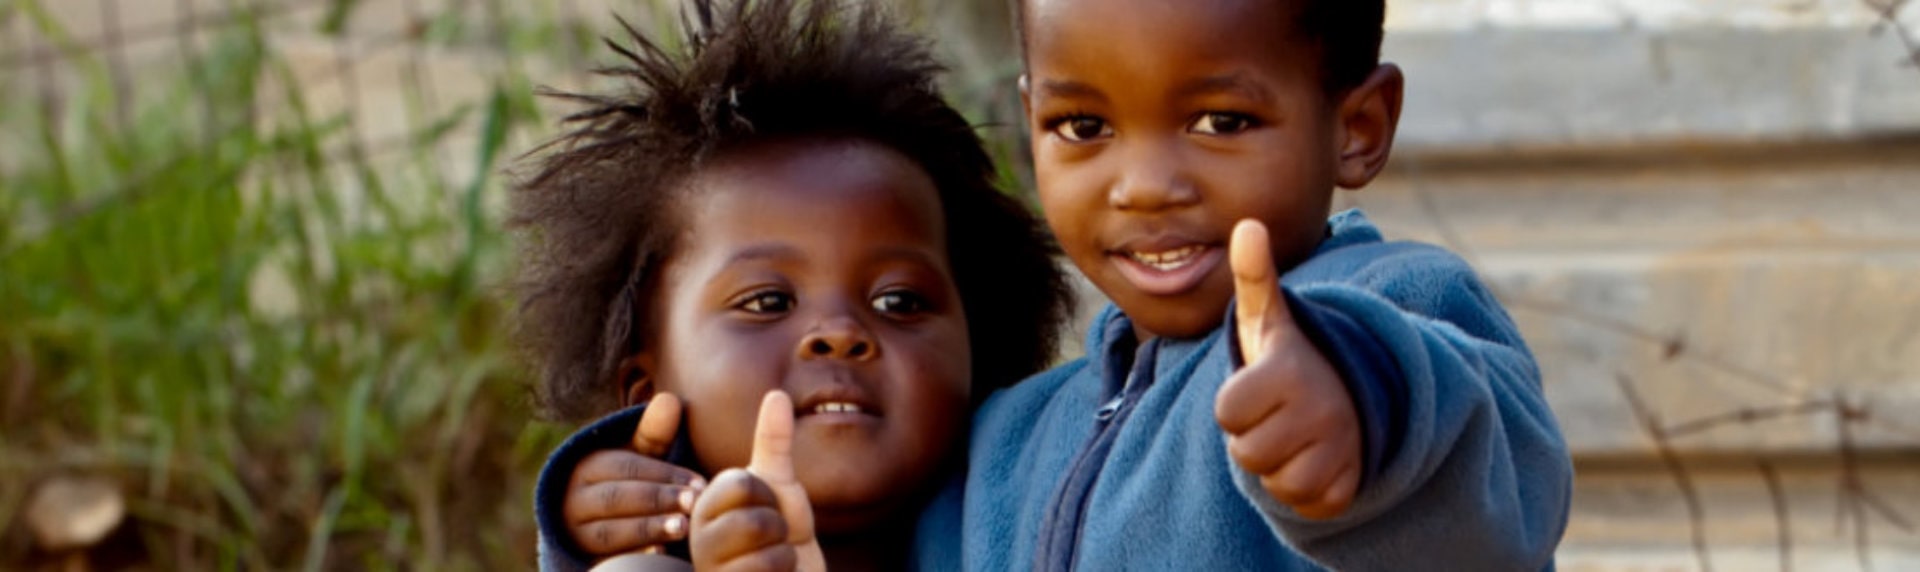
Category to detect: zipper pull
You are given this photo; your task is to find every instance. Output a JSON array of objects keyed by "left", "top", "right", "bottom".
[
  {"left": 1095, "top": 394, "right": 1123, "bottom": 421},
  {"left": 1097, "top": 371, "right": 1135, "bottom": 421}
]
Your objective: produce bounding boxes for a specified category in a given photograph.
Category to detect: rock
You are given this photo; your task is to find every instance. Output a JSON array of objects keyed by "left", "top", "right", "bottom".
[{"left": 24, "top": 476, "right": 126, "bottom": 552}]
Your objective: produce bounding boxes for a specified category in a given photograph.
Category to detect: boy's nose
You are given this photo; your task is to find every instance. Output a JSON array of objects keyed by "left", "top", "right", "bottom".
[
  {"left": 1108, "top": 146, "right": 1199, "bottom": 211},
  {"left": 796, "top": 316, "right": 879, "bottom": 361}
]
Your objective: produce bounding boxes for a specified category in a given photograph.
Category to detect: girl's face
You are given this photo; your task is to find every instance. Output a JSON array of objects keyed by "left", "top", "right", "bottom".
[{"left": 641, "top": 138, "right": 972, "bottom": 534}]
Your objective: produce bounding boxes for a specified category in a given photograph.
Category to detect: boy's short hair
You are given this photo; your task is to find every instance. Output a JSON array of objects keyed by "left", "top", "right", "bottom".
[
  {"left": 1017, "top": 0, "right": 1385, "bottom": 92},
  {"left": 512, "top": 0, "right": 1073, "bottom": 422}
]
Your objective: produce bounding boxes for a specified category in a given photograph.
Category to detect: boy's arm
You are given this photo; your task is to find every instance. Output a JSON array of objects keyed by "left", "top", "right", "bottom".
[{"left": 1226, "top": 237, "right": 1572, "bottom": 570}]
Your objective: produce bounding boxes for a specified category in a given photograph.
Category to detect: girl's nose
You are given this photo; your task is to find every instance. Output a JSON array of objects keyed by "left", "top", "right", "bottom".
[{"left": 796, "top": 316, "right": 879, "bottom": 361}]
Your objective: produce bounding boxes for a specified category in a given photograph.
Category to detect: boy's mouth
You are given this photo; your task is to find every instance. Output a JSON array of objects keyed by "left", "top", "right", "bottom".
[
  {"left": 1125, "top": 245, "right": 1206, "bottom": 271},
  {"left": 1108, "top": 241, "right": 1224, "bottom": 297}
]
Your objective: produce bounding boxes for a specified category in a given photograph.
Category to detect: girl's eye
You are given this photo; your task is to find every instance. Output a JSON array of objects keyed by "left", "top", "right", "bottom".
[
  {"left": 738, "top": 291, "right": 794, "bottom": 314},
  {"left": 1191, "top": 112, "right": 1256, "bottom": 135},
  {"left": 1050, "top": 116, "right": 1112, "bottom": 142},
  {"left": 870, "top": 290, "right": 931, "bottom": 316}
]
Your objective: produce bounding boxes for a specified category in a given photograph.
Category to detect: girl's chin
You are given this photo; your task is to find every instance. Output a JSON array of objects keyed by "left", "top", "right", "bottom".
[{"left": 807, "top": 496, "right": 901, "bottom": 535}]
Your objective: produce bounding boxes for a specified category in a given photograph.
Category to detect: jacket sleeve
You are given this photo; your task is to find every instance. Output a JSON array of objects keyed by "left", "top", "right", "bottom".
[
  {"left": 535, "top": 406, "right": 650, "bottom": 572},
  {"left": 1227, "top": 244, "right": 1573, "bottom": 571}
]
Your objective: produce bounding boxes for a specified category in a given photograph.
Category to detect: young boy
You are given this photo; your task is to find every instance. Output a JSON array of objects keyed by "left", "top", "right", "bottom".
[{"left": 910, "top": 0, "right": 1573, "bottom": 569}]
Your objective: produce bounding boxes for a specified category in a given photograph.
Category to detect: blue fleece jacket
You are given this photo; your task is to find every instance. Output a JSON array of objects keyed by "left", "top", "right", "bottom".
[{"left": 911, "top": 209, "right": 1573, "bottom": 571}]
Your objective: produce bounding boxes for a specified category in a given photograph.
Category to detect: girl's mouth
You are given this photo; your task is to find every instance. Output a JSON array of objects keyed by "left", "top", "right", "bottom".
[{"left": 809, "top": 402, "right": 865, "bottom": 415}]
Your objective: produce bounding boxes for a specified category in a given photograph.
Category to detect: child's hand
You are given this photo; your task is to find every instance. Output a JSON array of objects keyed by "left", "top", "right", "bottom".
[
  {"left": 1215, "top": 219, "right": 1362, "bottom": 520},
  {"left": 689, "top": 391, "right": 826, "bottom": 572},
  {"left": 565, "top": 393, "right": 709, "bottom": 557}
]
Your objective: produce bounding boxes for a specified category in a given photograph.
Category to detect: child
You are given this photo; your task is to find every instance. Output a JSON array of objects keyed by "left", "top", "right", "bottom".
[
  {"left": 908, "top": 0, "right": 1574, "bottom": 569},
  {"left": 507, "top": 0, "right": 1071, "bottom": 569}
]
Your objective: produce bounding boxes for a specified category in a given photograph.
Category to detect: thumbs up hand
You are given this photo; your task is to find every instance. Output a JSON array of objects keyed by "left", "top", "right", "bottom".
[
  {"left": 689, "top": 391, "right": 826, "bottom": 571},
  {"left": 1214, "top": 219, "right": 1361, "bottom": 520}
]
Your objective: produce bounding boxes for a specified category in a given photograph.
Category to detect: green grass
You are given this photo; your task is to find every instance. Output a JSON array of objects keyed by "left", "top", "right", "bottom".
[
  {"left": 0, "top": 0, "right": 1024, "bottom": 569},
  {"left": 0, "top": 0, "right": 574, "bottom": 568}
]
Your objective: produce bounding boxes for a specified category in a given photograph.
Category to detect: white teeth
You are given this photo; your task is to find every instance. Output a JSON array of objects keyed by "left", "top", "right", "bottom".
[
  {"left": 813, "top": 402, "right": 864, "bottom": 414},
  {"left": 1128, "top": 246, "right": 1204, "bottom": 271}
]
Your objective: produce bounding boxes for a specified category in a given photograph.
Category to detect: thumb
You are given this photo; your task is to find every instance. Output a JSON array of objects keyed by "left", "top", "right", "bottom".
[
  {"left": 748, "top": 390, "right": 796, "bottom": 482},
  {"left": 1230, "top": 219, "right": 1294, "bottom": 365},
  {"left": 631, "top": 392, "right": 682, "bottom": 458},
  {"left": 748, "top": 391, "right": 824, "bottom": 571}
]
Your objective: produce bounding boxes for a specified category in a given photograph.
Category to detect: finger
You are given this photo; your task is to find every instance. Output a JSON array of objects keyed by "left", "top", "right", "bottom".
[
  {"left": 695, "top": 506, "right": 790, "bottom": 567},
  {"left": 714, "top": 545, "right": 797, "bottom": 572},
  {"left": 745, "top": 391, "right": 820, "bottom": 570},
  {"left": 634, "top": 392, "right": 683, "bottom": 458},
  {"left": 1222, "top": 413, "right": 1315, "bottom": 477},
  {"left": 575, "top": 450, "right": 707, "bottom": 490},
  {"left": 1292, "top": 465, "right": 1361, "bottom": 521},
  {"left": 1263, "top": 442, "right": 1354, "bottom": 508},
  {"left": 691, "top": 469, "right": 780, "bottom": 524},
  {"left": 574, "top": 513, "right": 691, "bottom": 556},
  {"left": 590, "top": 552, "right": 693, "bottom": 572},
  {"left": 567, "top": 481, "right": 698, "bottom": 522},
  {"left": 1214, "top": 361, "right": 1291, "bottom": 435},
  {"left": 1230, "top": 219, "right": 1294, "bottom": 365},
  {"left": 748, "top": 390, "right": 796, "bottom": 483}
]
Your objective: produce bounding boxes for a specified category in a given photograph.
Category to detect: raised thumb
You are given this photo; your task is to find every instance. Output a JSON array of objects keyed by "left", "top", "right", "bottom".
[{"left": 1230, "top": 219, "right": 1293, "bottom": 364}]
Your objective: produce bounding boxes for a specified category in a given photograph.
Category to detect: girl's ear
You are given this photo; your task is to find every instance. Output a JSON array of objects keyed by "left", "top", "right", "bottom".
[{"left": 617, "top": 353, "right": 658, "bottom": 407}]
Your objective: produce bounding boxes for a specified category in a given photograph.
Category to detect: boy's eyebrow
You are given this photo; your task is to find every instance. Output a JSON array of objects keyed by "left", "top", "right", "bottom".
[
  {"left": 1176, "top": 74, "right": 1274, "bottom": 104},
  {"left": 1035, "top": 79, "right": 1108, "bottom": 102}
]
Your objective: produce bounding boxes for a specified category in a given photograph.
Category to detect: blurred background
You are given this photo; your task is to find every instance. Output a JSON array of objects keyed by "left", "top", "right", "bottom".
[{"left": 1, "top": 0, "right": 1915, "bottom": 570}]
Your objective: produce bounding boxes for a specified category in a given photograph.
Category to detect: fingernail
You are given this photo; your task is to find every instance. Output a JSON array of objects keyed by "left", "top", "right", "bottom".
[
  {"left": 690, "top": 477, "right": 707, "bottom": 492},
  {"left": 664, "top": 514, "right": 686, "bottom": 537},
  {"left": 677, "top": 489, "right": 696, "bottom": 512}
]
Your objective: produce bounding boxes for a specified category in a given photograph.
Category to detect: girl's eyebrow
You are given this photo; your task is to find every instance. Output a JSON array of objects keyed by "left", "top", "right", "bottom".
[
  {"left": 864, "top": 246, "right": 941, "bottom": 268},
  {"left": 725, "top": 244, "right": 802, "bottom": 265},
  {"left": 724, "top": 244, "right": 938, "bottom": 268}
]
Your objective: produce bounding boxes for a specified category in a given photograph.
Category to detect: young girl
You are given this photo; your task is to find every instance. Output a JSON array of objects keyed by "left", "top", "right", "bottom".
[{"left": 509, "top": 0, "right": 1071, "bottom": 569}]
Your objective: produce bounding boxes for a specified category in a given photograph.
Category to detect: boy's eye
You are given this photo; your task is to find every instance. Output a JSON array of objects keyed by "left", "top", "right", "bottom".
[
  {"left": 737, "top": 291, "right": 794, "bottom": 314},
  {"left": 1050, "top": 116, "right": 1112, "bottom": 142},
  {"left": 1190, "top": 112, "right": 1256, "bottom": 135},
  {"left": 870, "top": 290, "right": 930, "bottom": 316}
]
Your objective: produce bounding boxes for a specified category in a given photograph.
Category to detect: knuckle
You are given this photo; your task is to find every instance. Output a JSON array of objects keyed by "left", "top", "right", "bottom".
[
  {"left": 743, "top": 508, "right": 786, "bottom": 542},
  {"left": 601, "top": 483, "right": 623, "bottom": 512},
  {"left": 588, "top": 522, "right": 615, "bottom": 554},
  {"left": 652, "top": 484, "right": 676, "bottom": 512},
  {"left": 620, "top": 457, "right": 649, "bottom": 480}
]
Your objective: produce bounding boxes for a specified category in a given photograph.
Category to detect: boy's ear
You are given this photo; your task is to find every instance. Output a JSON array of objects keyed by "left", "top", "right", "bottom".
[
  {"left": 1018, "top": 74, "right": 1033, "bottom": 116},
  {"left": 617, "top": 353, "right": 658, "bottom": 407},
  {"left": 1332, "top": 64, "right": 1405, "bottom": 190}
]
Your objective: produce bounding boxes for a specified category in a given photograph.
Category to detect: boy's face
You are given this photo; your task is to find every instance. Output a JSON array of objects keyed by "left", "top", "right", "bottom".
[
  {"left": 1024, "top": 0, "right": 1389, "bottom": 338},
  {"left": 643, "top": 138, "right": 971, "bottom": 534}
]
